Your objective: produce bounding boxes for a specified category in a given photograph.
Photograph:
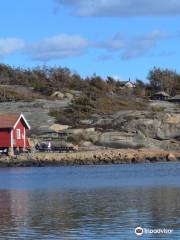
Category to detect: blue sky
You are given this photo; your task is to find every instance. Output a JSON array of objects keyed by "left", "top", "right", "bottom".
[{"left": 1, "top": 0, "right": 180, "bottom": 82}]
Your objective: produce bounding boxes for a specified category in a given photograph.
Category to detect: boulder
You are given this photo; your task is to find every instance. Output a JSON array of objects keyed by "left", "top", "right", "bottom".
[
  {"left": 167, "top": 153, "right": 177, "bottom": 161},
  {"left": 80, "top": 141, "right": 93, "bottom": 147},
  {"left": 50, "top": 124, "right": 69, "bottom": 132},
  {"left": 8, "top": 147, "right": 14, "bottom": 157},
  {"left": 51, "top": 91, "right": 64, "bottom": 99}
]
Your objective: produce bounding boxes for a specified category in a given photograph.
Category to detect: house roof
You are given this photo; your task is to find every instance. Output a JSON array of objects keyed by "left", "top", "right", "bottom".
[
  {"left": 0, "top": 113, "right": 30, "bottom": 129},
  {"left": 118, "top": 81, "right": 129, "bottom": 86},
  {"left": 154, "top": 91, "right": 169, "bottom": 97},
  {"left": 125, "top": 82, "right": 136, "bottom": 87},
  {"left": 119, "top": 81, "right": 129, "bottom": 84}
]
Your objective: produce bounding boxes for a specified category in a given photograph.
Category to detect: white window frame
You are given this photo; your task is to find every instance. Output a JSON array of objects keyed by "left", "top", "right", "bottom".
[{"left": 16, "top": 129, "right": 21, "bottom": 139}]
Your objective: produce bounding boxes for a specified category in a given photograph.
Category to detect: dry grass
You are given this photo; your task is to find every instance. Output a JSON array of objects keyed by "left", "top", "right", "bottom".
[
  {"left": 50, "top": 94, "right": 149, "bottom": 126},
  {"left": 0, "top": 86, "right": 34, "bottom": 102}
]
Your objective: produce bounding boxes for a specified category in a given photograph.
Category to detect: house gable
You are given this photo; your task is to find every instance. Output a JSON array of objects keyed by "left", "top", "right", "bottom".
[
  {"left": 13, "top": 114, "right": 30, "bottom": 130},
  {"left": 0, "top": 113, "right": 30, "bottom": 149},
  {"left": 13, "top": 118, "right": 27, "bottom": 148}
]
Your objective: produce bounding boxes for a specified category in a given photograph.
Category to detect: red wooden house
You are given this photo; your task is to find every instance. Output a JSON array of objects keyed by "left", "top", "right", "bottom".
[{"left": 0, "top": 113, "right": 30, "bottom": 151}]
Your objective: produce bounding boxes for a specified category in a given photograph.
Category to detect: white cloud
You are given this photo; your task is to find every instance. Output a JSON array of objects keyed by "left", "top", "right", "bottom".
[
  {"left": 0, "top": 38, "right": 25, "bottom": 58},
  {"left": 56, "top": 0, "right": 180, "bottom": 16},
  {"left": 27, "top": 34, "right": 88, "bottom": 61},
  {"left": 94, "top": 33, "right": 124, "bottom": 50},
  {"left": 92, "top": 30, "right": 169, "bottom": 60},
  {"left": 121, "top": 30, "right": 169, "bottom": 59}
]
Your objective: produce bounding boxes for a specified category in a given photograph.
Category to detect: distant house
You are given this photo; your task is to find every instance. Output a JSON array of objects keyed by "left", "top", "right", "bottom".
[
  {"left": 168, "top": 95, "right": 180, "bottom": 103},
  {"left": 153, "top": 91, "right": 169, "bottom": 101},
  {"left": 125, "top": 81, "right": 136, "bottom": 88},
  {"left": 118, "top": 80, "right": 136, "bottom": 89},
  {"left": 0, "top": 113, "right": 30, "bottom": 152}
]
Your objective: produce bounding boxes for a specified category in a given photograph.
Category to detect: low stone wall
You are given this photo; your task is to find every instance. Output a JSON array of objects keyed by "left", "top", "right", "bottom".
[{"left": 0, "top": 149, "right": 179, "bottom": 167}]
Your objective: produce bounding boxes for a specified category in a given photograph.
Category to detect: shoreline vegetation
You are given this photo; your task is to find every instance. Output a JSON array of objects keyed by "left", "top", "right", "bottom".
[{"left": 0, "top": 149, "right": 179, "bottom": 167}]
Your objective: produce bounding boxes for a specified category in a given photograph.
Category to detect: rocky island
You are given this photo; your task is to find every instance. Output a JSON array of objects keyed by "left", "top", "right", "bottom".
[{"left": 0, "top": 64, "right": 179, "bottom": 166}]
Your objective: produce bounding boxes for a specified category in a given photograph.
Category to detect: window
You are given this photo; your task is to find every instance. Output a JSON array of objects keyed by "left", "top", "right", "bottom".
[{"left": 16, "top": 129, "right": 21, "bottom": 139}]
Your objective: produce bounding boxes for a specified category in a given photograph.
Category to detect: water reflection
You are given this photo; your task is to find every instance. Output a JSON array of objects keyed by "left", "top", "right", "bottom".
[
  {"left": 0, "top": 187, "right": 179, "bottom": 239},
  {"left": 0, "top": 190, "right": 30, "bottom": 239}
]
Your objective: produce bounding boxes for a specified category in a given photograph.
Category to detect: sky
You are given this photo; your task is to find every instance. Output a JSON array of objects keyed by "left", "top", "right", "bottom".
[{"left": 1, "top": 0, "right": 180, "bottom": 82}]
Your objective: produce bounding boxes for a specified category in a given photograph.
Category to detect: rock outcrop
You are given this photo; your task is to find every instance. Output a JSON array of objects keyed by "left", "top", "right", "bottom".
[{"left": 91, "top": 102, "right": 180, "bottom": 150}]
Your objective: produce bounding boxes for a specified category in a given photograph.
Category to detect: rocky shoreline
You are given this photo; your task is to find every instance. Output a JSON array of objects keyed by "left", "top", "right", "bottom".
[{"left": 0, "top": 149, "right": 179, "bottom": 167}]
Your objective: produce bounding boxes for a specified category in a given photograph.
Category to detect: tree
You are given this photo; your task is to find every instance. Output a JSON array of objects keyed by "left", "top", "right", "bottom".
[
  {"left": 134, "top": 79, "right": 146, "bottom": 97},
  {"left": 135, "top": 79, "right": 146, "bottom": 88},
  {"left": 148, "top": 67, "right": 179, "bottom": 95},
  {"left": 89, "top": 75, "right": 107, "bottom": 91}
]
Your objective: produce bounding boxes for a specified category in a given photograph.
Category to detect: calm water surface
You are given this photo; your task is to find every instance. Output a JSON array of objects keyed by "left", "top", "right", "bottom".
[{"left": 0, "top": 163, "right": 180, "bottom": 239}]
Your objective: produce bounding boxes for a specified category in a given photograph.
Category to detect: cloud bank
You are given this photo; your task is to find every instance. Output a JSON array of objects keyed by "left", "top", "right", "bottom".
[
  {"left": 121, "top": 30, "right": 169, "bottom": 59},
  {"left": 94, "top": 33, "right": 124, "bottom": 50},
  {"left": 56, "top": 0, "right": 180, "bottom": 17},
  {"left": 0, "top": 38, "right": 25, "bottom": 59},
  {"left": 0, "top": 30, "right": 172, "bottom": 61},
  {"left": 27, "top": 34, "right": 88, "bottom": 61}
]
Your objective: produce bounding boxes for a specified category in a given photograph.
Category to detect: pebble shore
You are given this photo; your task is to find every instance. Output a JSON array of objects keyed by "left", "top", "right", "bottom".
[{"left": 0, "top": 148, "right": 179, "bottom": 167}]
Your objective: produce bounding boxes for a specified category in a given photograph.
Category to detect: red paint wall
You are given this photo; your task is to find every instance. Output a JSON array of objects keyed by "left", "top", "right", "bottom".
[
  {"left": 0, "top": 129, "right": 11, "bottom": 147},
  {"left": 13, "top": 119, "right": 26, "bottom": 148}
]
